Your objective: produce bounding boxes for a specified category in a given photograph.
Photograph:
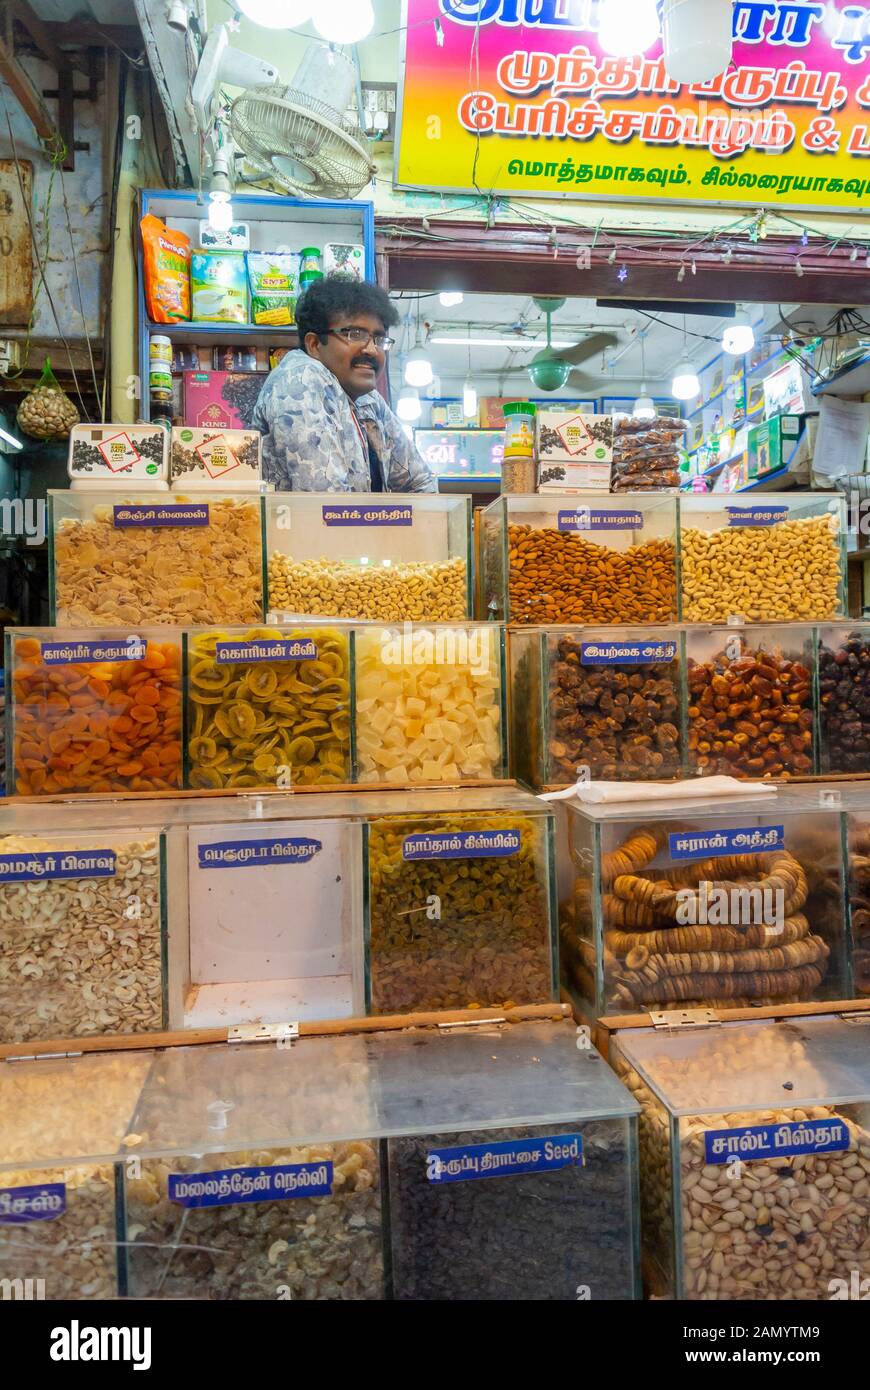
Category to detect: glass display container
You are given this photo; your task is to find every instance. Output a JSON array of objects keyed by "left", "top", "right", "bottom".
[
  {"left": 0, "top": 813, "right": 168, "bottom": 1044},
  {"left": 845, "top": 809, "right": 870, "bottom": 997},
  {"left": 678, "top": 493, "right": 847, "bottom": 624},
  {"left": 817, "top": 625, "right": 870, "bottom": 776},
  {"left": 48, "top": 490, "right": 264, "bottom": 627},
  {"left": 612, "top": 1015, "right": 870, "bottom": 1300},
  {"left": 558, "top": 788, "right": 851, "bottom": 1017},
  {"left": 6, "top": 628, "right": 183, "bottom": 796},
  {"left": 265, "top": 493, "right": 472, "bottom": 621},
  {"left": 510, "top": 626, "right": 683, "bottom": 790},
  {"left": 0, "top": 1050, "right": 152, "bottom": 1299},
  {"left": 1, "top": 1020, "right": 640, "bottom": 1301},
  {"left": 684, "top": 624, "right": 816, "bottom": 780},
  {"left": 382, "top": 1021, "right": 640, "bottom": 1300},
  {"left": 480, "top": 494, "right": 678, "bottom": 626},
  {"left": 184, "top": 624, "right": 354, "bottom": 789},
  {"left": 364, "top": 788, "right": 556, "bottom": 1015},
  {"left": 354, "top": 622, "right": 505, "bottom": 785}
]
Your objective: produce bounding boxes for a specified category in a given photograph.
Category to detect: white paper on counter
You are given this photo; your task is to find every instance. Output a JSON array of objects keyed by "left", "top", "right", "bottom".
[
  {"left": 813, "top": 395, "right": 870, "bottom": 478},
  {"left": 539, "top": 776, "right": 777, "bottom": 805}
]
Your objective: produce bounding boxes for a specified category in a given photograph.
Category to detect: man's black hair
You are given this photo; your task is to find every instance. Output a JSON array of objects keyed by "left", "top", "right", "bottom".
[{"left": 296, "top": 274, "right": 398, "bottom": 352}]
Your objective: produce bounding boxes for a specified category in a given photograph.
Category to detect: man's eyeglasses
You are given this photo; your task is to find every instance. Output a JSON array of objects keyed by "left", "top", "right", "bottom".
[{"left": 325, "top": 327, "right": 395, "bottom": 351}]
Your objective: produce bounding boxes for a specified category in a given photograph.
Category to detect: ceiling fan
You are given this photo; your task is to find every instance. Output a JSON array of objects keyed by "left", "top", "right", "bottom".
[{"left": 528, "top": 297, "right": 618, "bottom": 392}]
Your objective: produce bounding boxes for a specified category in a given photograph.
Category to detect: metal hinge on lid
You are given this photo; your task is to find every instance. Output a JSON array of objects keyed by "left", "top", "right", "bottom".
[
  {"left": 437, "top": 1017, "right": 506, "bottom": 1032},
  {"left": 228, "top": 1022, "right": 299, "bottom": 1044},
  {"left": 6, "top": 1050, "right": 84, "bottom": 1063},
  {"left": 649, "top": 1008, "right": 720, "bottom": 1030},
  {"left": 840, "top": 1011, "right": 870, "bottom": 1025}
]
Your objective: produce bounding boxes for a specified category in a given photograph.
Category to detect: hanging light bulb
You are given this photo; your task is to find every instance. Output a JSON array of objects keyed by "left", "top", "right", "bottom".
[
  {"left": 633, "top": 337, "right": 656, "bottom": 420},
  {"left": 672, "top": 359, "right": 700, "bottom": 400},
  {"left": 598, "top": 0, "right": 659, "bottom": 56},
  {"left": 463, "top": 378, "right": 478, "bottom": 419},
  {"left": 313, "top": 0, "right": 374, "bottom": 43},
  {"left": 439, "top": 291, "right": 464, "bottom": 307},
  {"left": 237, "top": 0, "right": 313, "bottom": 28},
  {"left": 722, "top": 305, "right": 756, "bottom": 356},
  {"left": 207, "top": 148, "right": 234, "bottom": 232},
  {"left": 405, "top": 345, "right": 434, "bottom": 388},
  {"left": 396, "top": 387, "right": 422, "bottom": 422},
  {"left": 662, "top": 0, "right": 732, "bottom": 83}
]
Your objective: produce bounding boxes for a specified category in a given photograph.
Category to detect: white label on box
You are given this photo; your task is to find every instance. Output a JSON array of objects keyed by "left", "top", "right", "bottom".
[
  {"left": 556, "top": 415, "right": 593, "bottom": 458},
  {"left": 97, "top": 431, "right": 141, "bottom": 474},
  {"left": 194, "top": 434, "right": 240, "bottom": 479}
]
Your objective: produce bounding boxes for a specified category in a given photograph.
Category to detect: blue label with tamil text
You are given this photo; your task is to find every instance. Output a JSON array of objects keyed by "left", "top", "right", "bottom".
[
  {"left": 669, "top": 826, "right": 784, "bottom": 861},
  {"left": 580, "top": 641, "right": 676, "bottom": 665},
  {"left": 426, "top": 1135, "right": 584, "bottom": 1184},
  {"left": 113, "top": 504, "right": 210, "bottom": 527},
  {"left": 197, "top": 837, "right": 322, "bottom": 869},
  {"left": 41, "top": 639, "right": 146, "bottom": 665},
  {"left": 322, "top": 504, "right": 412, "bottom": 526},
  {"left": 0, "top": 851, "right": 116, "bottom": 883},
  {"left": 705, "top": 1118, "right": 850, "bottom": 1165},
  {"left": 402, "top": 830, "right": 521, "bottom": 860},
  {"left": 726, "top": 507, "right": 788, "bottom": 528},
  {"left": 168, "top": 1162, "right": 333, "bottom": 1208},
  {"left": 0, "top": 1183, "right": 66, "bottom": 1223},
  {"left": 558, "top": 509, "right": 643, "bottom": 531},
  {"left": 215, "top": 639, "right": 316, "bottom": 664}
]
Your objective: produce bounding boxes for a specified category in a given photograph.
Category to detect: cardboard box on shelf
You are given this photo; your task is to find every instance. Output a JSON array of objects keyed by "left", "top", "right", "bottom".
[
  {"left": 537, "top": 410, "right": 614, "bottom": 466},
  {"left": 763, "top": 359, "right": 814, "bottom": 418},
  {"left": 182, "top": 370, "right": 268, "bottom": 430},
  {"left": 748, "top": 414, "right": 803, "bottom": 479},
  {"left": 537, "top": 461, "right": 612, "bottom": 493}
]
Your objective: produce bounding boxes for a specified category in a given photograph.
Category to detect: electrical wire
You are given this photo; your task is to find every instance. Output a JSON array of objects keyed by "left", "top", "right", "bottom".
[{"left": 58, "top": 163, "right": 102, "bottom": 416}]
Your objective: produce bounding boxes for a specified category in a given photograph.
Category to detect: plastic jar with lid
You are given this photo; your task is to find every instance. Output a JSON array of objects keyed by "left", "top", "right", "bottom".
[
  {"left": 300, "top": 247, "right": 322, "bottom": 276},
  {"left": 503, "top": 402, "right": 537, "bottom": 458}
]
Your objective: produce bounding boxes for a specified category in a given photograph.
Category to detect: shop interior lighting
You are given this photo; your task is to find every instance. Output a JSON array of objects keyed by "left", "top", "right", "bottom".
[
  {"left": 396, "top": 386, "right": 422, "bottom": 422},
  {"left": 462, "top": 331, "right": 477, "bottom": 419},
  {"left": 672, "top": 317, "right": 700, "bottom": 401},
  {"left": 722, "top": 305, "right": 756, "bottom": 356},
  {"left": 429, "top": 335, "right": 577, "bottom": 349},
  {"left": 237, "top": 0, "right": 313, "bottom": 27},
  {"left": 207, "top": 148, "right": 234, "bottom": 232},
  {"left": 439, "top": 291, "right": 464, "bottom": 307},
  {"left": 598, "top": 0, "right": 659, "bottom": 56},
  {"left": 404, "top": 305, "right": 434, "bottom": 388},
  {"left": 662, "top": 0, "right": 732, "bottom": 83},
  {"left": 313, "top": 0, "right": 374, "bottom": 43},
  {"left": 632, "top": 338, "right": 656, "bottom": 420},
  {"left": 0, "top": 426, "right": 23, "bottom": 450}
]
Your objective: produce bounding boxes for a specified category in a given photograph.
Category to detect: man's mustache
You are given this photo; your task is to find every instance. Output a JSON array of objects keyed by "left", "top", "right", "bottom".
[{"left": 352, "top": 357, "right": 379, "bottom": 369}]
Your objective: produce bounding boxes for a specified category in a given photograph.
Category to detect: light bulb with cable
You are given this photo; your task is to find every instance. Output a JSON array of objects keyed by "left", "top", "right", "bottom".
[
  {"left": 672, "top": 315, "right": 699, "bottom": 400},
  {"left": 462, "top": 330, "right": 477, "bottom": 419},
  {"left": 237, "top": 0, "right": 313, "bottom": 28},
  {"left": 722, "top": 305, "right": 756, "bottom": 356},
  {"left": 313, "top": 0, "right": 374, "bottom": 43},
  {"left": 396, "top": 387, "right": 422, "bottom": 422},
  {"left": 598, "top": 0, "right": 659, "bottom": 55},
  {"left": 208, "top": 147, "right": 234, "bottom": 233},
  {"left": 405, "top": 305, "right": 433, "bottom": 387},
  {"left": 439, "top": 291, "right": 464, "bottom": 307}
]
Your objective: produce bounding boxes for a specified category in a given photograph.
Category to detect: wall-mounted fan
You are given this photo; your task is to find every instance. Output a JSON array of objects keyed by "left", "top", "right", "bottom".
[{"left": 528, "top": 297, "right": 618, "bottom": 392}]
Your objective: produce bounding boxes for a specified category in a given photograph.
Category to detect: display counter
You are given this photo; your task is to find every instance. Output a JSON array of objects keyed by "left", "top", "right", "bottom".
[
  {"left": 264, "top": 493, "right": 472, "bottom": 621},
  {"left": 49, "top": 491, "right": 264, "bottom": 627},
  {"left": 558, "top": 788, "right": 850, "bottom": 1016},
  {"left": 612, "top": 1015, "right": 870, "bottom": 1300},
  {"left": 0, "top": 788, "right": 556, "bottom": 1042},
  {"left": 678, "top": 493, "right": 846, "bottom": 624},
  {"left": 481, "top": 494, "right": 678, "bottom": 626},
  {"left": 0, "top": 1020, "right": 640, "bottom": 1300}
]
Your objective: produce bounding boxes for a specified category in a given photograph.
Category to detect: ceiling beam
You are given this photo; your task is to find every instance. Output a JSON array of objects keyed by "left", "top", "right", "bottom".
[
  {"left": 0, "top": 30, "right": 59, "bottom": 146},
  {"left": 39, "top": 19, "right": 143, "bottom": 50},
  {"left": 7, "top": 0, "right": 63, "bottom": 69}
]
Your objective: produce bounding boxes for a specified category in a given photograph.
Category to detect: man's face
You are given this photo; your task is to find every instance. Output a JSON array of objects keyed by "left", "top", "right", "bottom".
[{"left": 305, "top": 312, "right": 386, "bottom": 400}]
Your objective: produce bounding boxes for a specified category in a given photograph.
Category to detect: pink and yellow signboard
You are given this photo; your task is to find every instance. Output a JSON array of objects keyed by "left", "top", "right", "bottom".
[{"left": 395, "top": 1, "right": 870, "bottom": 209}]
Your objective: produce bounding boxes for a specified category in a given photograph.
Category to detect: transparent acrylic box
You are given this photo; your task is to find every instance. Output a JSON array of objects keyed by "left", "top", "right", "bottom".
[
  {"left": 382, "top": 1021, "right": 640, "bottom": 1300},
  {"left": 817, "top": 624, "right": 870, "bottom": 776},
  {"left": 612, "top": 1015, "right": 870, "bottom": 1300},
  {"left": 678, "top": 493, "right": 847, "bottom": 624},
  {"left": 6, "top": 628, "right": 183, "bottom": 796},
  {"left": 48, "top": 490, "right": 265, "bottom": 627},
  {"left": 846, "top": 808, "right": 870, "bottom": 997},
  {"left": 684, "top": 623, "right": 816, "bottom": 780},
  {"left": 0, "top": 1050, "right": 152, "bottom": 1299},
  {"left": 265, "top": 493, "right": 472, "bottom": 621},
  {"left": 480, "top": 493, "right": 678, "bottom": 626},
  {"left": 363, "top": 787, "right": 557, "bottom": 1015},
  {"left": 509, "top": 625, "right": 683, "bottom": 790},
  {"left": 0, "top": 805, "right": 168, "bottom": 1044},
  {"left": 557, "top": 788, "right": 851, "bottom": 1018}
]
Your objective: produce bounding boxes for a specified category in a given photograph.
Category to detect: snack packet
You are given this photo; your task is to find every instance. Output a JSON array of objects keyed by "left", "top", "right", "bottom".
[
  {"left": 247, "top": 251, "right": 299, "bottom": 326},
  {"left": 140, "top": 214, "right": 191, "bottom": 323}
]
